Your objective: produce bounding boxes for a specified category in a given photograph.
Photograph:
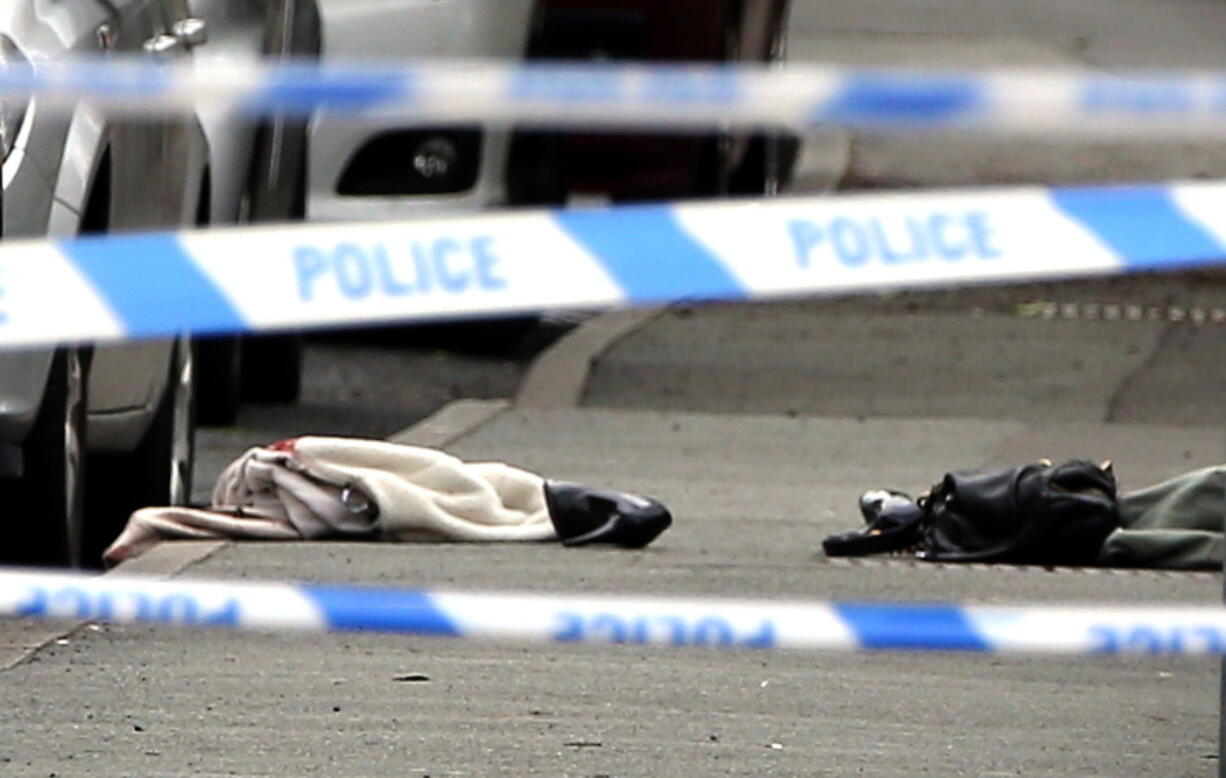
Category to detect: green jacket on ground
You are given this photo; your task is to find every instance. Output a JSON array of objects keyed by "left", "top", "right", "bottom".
[{"left": 1100, "top": 466, "right": 1224, "bottom": 571}]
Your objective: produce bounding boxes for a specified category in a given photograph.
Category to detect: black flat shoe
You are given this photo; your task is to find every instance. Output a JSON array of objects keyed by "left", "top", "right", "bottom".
[
  {"left": 821, "top": 489, "right": 925, "bottom": 557},
  {"left": 544, "top": 481, "right": 672, "bottom": 548}
]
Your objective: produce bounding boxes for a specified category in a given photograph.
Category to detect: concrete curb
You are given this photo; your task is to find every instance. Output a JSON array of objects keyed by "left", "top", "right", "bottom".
[
  {"left": 3, "top": 306, "right": 662, "bottom": 670},
  {"left": 389, "top": 398, "right": 512, "bottom": 448},
  {"left": 1, "top": 395, "right": 517, "bottom": 672},
  {"left": 516, "top": 309, "right": 664, "bottom": 408}
]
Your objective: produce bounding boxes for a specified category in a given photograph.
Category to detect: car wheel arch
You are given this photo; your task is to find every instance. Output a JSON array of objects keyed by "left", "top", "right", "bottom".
[
  {"left": 79, "top": 146, "right": 111, "bottom": 236},
  {"left": 48, "top": 106, "right": 111, "bottom": 224}
]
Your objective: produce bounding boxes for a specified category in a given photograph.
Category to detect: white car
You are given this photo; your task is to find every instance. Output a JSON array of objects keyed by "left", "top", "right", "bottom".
[
  {"left": 307, "top": 0, "right": 537, "bottom": 224},
  {"left": 0, "top": 0, "right": 207, "bottom": 567},
  {"left": 300, "top": 0, "right": 540, "bottom": 349}
]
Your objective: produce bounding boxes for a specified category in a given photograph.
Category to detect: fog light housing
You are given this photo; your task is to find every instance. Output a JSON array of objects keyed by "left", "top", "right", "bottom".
[
  {"left": 412, "top": 137, "right": 458, "bottom": 180},
  {"left": 337, "top": 127, "right": 480, "bottom": 196}
]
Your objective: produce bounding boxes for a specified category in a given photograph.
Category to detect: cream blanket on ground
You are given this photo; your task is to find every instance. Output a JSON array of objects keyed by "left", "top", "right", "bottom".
[{"left": 103, "top": 436, "right": 555, "bottom": 566}]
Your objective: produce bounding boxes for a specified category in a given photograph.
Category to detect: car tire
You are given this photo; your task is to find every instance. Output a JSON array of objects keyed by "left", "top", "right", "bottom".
[
  {"left": 2, "top": 349, "right": 87, "bottom": 568},
  {"left": 84, "top": 340, "right": 195, "bottom": 565},
  {"left": 193, "top": 335, "right": 242, "bottom": 426},
  {"left": 240, "top": 333, "right": 303, "bottom": 404}
]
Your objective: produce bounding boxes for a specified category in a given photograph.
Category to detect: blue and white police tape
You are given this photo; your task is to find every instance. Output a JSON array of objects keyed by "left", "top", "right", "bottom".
[
  {"left": 1, "top": 181, "right": 1225, "bottom": 348},
  {"left": 11, "top": 57, "right": 1226, "bottom": 134},
  {"left": 1, "top": 569, "right": 1224, "bottom": 655}
]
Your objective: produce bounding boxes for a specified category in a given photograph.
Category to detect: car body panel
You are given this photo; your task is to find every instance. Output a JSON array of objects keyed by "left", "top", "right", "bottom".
[
  {"left": 0, "top": 3, "right": 101, "bottom": 449},
  {"left": 44, "top": 104, "right": 107, "bottom": 219},
  {"left": 3, "top": 109, "right": 57, "bottom": 236},
  {"left": 318, "top": 0, "right": 533, "bottom": 61},
  {"left": 0, "top": 349, "right": 54, "bottom": 441},
  {"left": 86, "top": 1, "right": 208, "bottom": 447},
  {"left": 307, "top": 0, "right": 535, "bottom": 221},
  {"left": 186, "top": 0, "right": 266, "bottom": 225},
  {"left": 188, "top": 0, "right": 321, "bottom": 229},
  {"left": 0, "top": 0, "right": 206, "bottom": 453}
]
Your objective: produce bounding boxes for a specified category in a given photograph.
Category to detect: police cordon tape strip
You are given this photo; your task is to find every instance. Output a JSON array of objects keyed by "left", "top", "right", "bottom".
[
  {"left": 1, "top": 569, "right": 1223, "bottom": 655},
  {"left": 9, "top": 57, "right": 1226, "bottom": 134},
  {"left": 1, "top": 181, "right": 1225, "bottom": 349}
]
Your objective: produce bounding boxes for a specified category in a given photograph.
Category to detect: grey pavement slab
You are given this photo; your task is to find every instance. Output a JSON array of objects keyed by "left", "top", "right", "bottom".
[
  {"left": 835, "top": 135, "right": 1226, "bottom": 190},
  {"left": 584, "top": 301, "right": 1226, "bottom": 427},
  {"left": 447, "top": 408, "right": 1226, "bottom": 543},
  {"left": 788, "top": 0, "right": 1226, "bottom": 70},
  {"left": 3, "top": 610, "right": 1216, "bottom": 777},
  {"left": 1107, "top": 323, "right": 1226, "bottom": 427},
  {"left": 782, "top": 272, "right": 1226, "bottom": 315},
  {"left": 787, "top": 31, "right": 1076, "bottom": 69},
  {"left": 784, "top": 0, "right": 1226, "bottom": 190},
  {"left": 1, "top": 408, "right": 1222, "bottom": 776}
]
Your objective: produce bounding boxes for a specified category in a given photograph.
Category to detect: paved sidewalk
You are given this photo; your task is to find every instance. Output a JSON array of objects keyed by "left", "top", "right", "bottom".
[
  {"left": 5, "top": 284, "right": 1226, "bottom": 775},
  {"left": 1, "top": 405, "right": 1220, "bottom": 777},
  {"left": 584, "top": 290, "right": 1226, "bottom": 429},
  {"left": 786, "top": 0, "right": 1226, "bottom": 191},
  {"left": 8, "top": 253, "right": 1226, "bottom": 778}
]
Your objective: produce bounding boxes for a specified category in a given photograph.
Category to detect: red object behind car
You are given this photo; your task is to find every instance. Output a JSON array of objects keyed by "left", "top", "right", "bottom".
[{"left": 508, "top": 0, "right": 791, "bottom": 203}]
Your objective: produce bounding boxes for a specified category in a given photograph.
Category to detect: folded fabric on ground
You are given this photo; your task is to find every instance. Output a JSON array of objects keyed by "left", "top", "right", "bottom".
[
  {"left": 104, "top": 436, "right": 671, "bottom": 566},
  {"left": 1102, "top": 466, "right": 1225, "bottom": 571}
]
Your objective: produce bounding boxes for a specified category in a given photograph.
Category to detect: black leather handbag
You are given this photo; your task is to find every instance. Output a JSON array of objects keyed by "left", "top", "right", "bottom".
[
  {"left": 823, "top": 460, "right": 1120, "bottom": 565},
  {"left": 919, "top": 459, "right": 1120, "bottom": 564}
]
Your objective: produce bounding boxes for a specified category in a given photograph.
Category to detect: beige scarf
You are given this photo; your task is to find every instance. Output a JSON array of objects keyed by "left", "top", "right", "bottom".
[{"left": 104, "top": 436, "right": 555, "bottom": 566}]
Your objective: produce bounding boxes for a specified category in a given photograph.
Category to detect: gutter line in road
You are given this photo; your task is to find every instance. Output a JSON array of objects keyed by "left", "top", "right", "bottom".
[
  {"left": 0, "top": 540, "right": 229, "bottom": 672},
  {"left": 1102, "top": 321, "right": 1179, "bottom": 423},
  {"left": 517, "top": 309, "right": 664, "bottom": 409}
]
